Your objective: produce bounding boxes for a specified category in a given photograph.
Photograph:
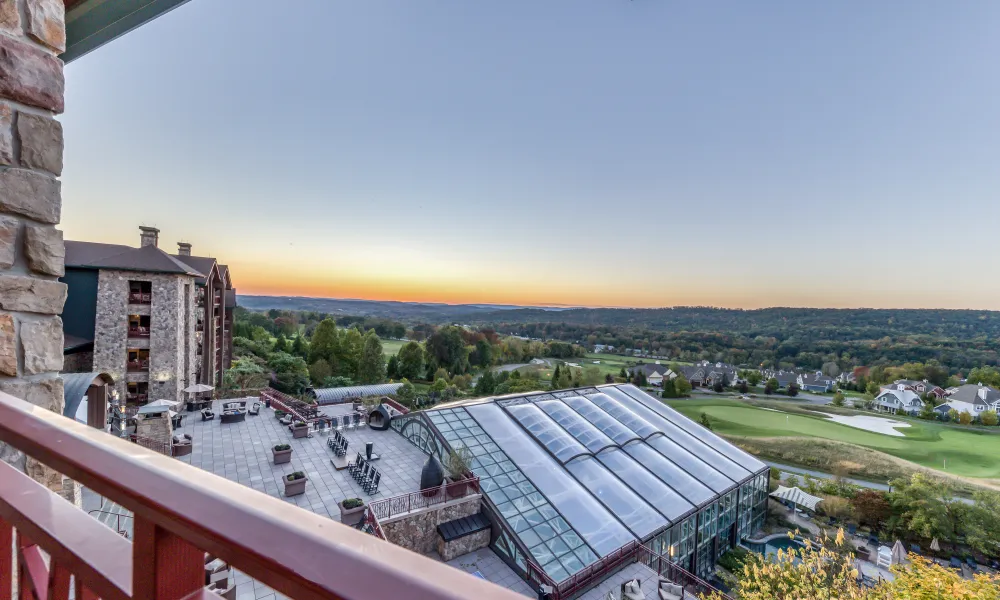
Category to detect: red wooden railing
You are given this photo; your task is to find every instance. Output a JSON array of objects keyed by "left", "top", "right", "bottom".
[
  {"left": 368, "top": 477, "right": 480, "bottom": 522},
  {"left": 126, "top": 360, "right": 149, "bottom": 372},
  {"left": 0, "top": 389, "right": 525, "bottom": 600},
  {"left": 129, "top": 434, "right": 170, "bottom": 456},
  {"left": 381, "top": 397, "right": 411, "bottom": 415},
  {"left": 127, "top": 327, "right": 150, "bottom": 338},
  {"left": 128, "top": 292, "right": 151, "bottom": 304},
  {"left": 361, "top": 508, "right": 386, "bottom": 540},
  {"left": 125, "top": 394, "right": 147, "bottom": 404}
]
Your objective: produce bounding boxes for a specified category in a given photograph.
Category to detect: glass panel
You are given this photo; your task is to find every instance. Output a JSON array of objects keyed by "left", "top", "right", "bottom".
[
  {"left": 562, "top": 396, "right": 640, "bottom": 445},
  {"left": 623, "top": 442, "right": 716, "bottom": 506},
  {"left": 468, "top": 403, "right": 635, "bottom": 557},
  {"left": 596, "top": 448, "right": 694, "bottom": 522},
  {"left": 646, "top": 435, "right": 736, "bottom": 493},
  {"left": 585, "top": 392, "right": 660, "bottom": 438},
  {"left": 602, "top": 386, "right": 750, "bottom": 482},
  {"left": 537, "top": 400, "right": 616, "bottom": 452},
  {"left": 612, "top": 384, "right": 767, "bottom": 472},
  {"left": 565, "top": 456, "right": 667, "bottom": 539},
  {"left": 506, "top": 403, "right": 590, "bottom": 463}
]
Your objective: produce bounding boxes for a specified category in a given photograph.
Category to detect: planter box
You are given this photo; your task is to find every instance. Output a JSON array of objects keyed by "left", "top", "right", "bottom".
[
  {"left": 446, "top": 476, "right": 468, "bottom": 499},
  {"left": 272, "top": 448, "right": 292, "bottom": 465},
  {"left": 283, "top": 474, "right": 308, "bottom": 497},
  {"left": 338, "top": 500, "right": 367, "bottom": 526},
  {"left": 291, "top": 424, "right": 310, "bottom": 439}
]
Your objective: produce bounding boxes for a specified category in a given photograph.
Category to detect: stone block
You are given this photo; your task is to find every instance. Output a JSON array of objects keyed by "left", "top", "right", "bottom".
[
  {"left": 17, "top": 112, "right": 63, "bottom": 174},
  {"left": 23, "top": 223, "right": 63, "bottom": 276},
  {"left": 26, "top": 0, "right": 65, "bottom": 53},
  {"left": 0, "top": 376, "right": 63, "bottom": 413},
  {"left": 25, "top": 456, "right": 63, "bottom": 493},
  {"left": 0, "top": 103, "right": 12, "bottom": 166},
  {"left": 0, "top": 313, "right": 15, "bottom": 376},
  {"left": 0, "top": 168, "right": 61, "bottom": 223},
  {"left": 0, "top": 214, "right": 16, "bottom": 269},
  {"left": 0, "top": 35, "right": 65, "bottom": 113},
  {"left": 0, "top": 0, "right": 17, "bottom": 33},
  {"left": 0, "top": 274, "right": 66, "bottom": 313},
  {"left": 20, "top": 316, "right": 62, "bottom": 374}
]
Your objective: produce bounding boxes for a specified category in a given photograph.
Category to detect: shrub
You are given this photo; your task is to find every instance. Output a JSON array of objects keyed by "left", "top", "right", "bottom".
[
  {"left": 959, "top": 410, "right": 973, "bottom": 425},
  {"left": 717, "top": 547, "right": 750, "bottom": 573},
  {"left": 819, "top": 495, "right": 853, "bottom": 520},
  {"left": 287, "top": 471, "right": 306, "bottom": 481},
  {"left": 274, "top": 410, "right": 286, "bottom": 418},
  {"left": 273, "top": 443, "right": 290, "bottom": 451},
  {"left": 342, "top": 498, "right": 364, "bottom": 509},
  {"left": 981, "top": 410, "right": 999, "bottom": 426}
]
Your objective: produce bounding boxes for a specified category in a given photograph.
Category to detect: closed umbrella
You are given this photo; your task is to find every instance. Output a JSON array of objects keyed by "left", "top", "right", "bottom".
[
  {"left": 930, "top": 538, "right": 940, "bottom": 552},
  {"left": 147, "top": 399, "right": 180, "bottom": 408},
  {"left": 891, "top": 540, "right": 907, "bottom": 565}
]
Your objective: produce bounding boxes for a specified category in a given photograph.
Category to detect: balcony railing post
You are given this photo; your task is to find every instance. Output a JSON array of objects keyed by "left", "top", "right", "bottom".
[
  {"left": 1, "top": 520, "right": 12, "bottom": 600},
  {"left": 132, "top": 517, "right": 204, "bottom": 600}
]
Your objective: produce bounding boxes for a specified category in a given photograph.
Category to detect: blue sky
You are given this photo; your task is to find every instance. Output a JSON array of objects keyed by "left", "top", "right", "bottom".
[{"left": 61, "top": 1, "right": 1000, "bottom": 308}]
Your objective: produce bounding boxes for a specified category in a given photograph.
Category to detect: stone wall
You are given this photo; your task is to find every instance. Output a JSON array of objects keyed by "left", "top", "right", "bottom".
[
  {"left": 437, "top": 528, "right": 490, "bottom": 562},
  {"left": 62, "top": 349, "right": 92, "bottom": 373},
  {"left": 0, "top": 0, "right": 67, "bottom": 490},
  {"left": 92, "top": 269, "right": 196, "bottom": 403},
  {"left": 380, "top": 495, "right": 482, "bottom": 556}
]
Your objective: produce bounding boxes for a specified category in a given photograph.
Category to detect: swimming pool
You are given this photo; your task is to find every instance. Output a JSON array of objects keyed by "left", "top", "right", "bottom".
[{"left": 764, "top": 536, "right": 805, "bottom": 557}]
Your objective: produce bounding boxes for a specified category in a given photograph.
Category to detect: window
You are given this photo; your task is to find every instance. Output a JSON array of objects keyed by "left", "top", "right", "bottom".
[{"left": 128, "top": 281, "right": 152, "bottom": 304}]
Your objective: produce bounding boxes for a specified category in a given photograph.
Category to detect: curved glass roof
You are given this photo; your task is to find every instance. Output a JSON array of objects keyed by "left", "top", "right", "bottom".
[
  {"left": 423, "top": 384, "right": 765, "bottom": 585},
  {"left": 536, "top": 400, "right": 616, "bottom": 453}
]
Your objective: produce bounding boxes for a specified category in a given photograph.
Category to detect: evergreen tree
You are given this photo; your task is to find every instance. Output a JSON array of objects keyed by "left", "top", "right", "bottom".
[
  {"left": 290, "top": 334, "right": 308, "bottom": 359},
  {"left": 356, "top": 330, "right": 386, "bottom": 384},
  {"left": 338, "top": 328, "right": 364, "bottom": 377},
  {"left": 309, "top": 319, "right": 339, "bottom": 368},
  {"left": 474, "top": 370, "right": 496, "bottom": 396},
  {"left": 272, "top": 334, "right": 287, "bottom": 353},
  {"left": 386, "top": 354, "right": 399, "bottom": 379},
  {"left": 551, "top": 364, "right": 562, "bottom": 388},
  {"left": 397, "top": 341, "right": 425, "bottom": 380},
  {"left": 674, "top": 375, "right": 692, "bottom": 397},
  {"left": 661, "top": 379, "right": 677, "bottom": 398}
]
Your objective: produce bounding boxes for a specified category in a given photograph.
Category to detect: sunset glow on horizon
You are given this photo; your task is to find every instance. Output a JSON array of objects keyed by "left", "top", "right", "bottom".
[{"left": 60, "top": 1, "right": 1000, "bottom": 312}]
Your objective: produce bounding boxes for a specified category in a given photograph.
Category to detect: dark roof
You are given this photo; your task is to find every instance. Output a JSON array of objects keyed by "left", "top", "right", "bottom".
[
  {"left": 62, "top": 372, "right": 113, "bottom": 420},
  {"left": 171, "top": 255, "right": 218, "bottom": 286},
  {"left": 437, "top": 512, "right": 489, "bottom": 542},
  {"left": 65, "top": 241, "right": 203, "bottom": 277},
  {"left": 948, "top": 384, "right": 999, "bottom": 405},
  {"left": 63, "top": 334, "right": 93, "bottom": 352},
  {"left": 225, "top": 289, "right": 238, "bottom": 308},
  {"left": 628, "top": 364, "right": 670, "bottom": 377}
]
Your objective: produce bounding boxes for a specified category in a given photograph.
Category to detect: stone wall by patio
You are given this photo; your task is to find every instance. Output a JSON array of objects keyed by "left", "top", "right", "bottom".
[
  {"left": 380, "top": 495, "right": 482, "bottom": 555},
  {"left": 0, "top": 0, "right": 67, "bottom": 492},
  {"left": 437, "top": 528, "right": 490, "bottom": 562}
]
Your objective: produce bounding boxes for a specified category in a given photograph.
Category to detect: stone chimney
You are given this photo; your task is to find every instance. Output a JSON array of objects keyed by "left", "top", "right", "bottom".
[
  {"left": 177, "top": 242, "right": 192, "bottom": 256},
  {"left": 139, "top": 226, "right": 160, "bottom": 248}
]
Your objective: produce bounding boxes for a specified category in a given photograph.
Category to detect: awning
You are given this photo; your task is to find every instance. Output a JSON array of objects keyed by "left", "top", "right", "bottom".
[{"left": 770, "top": 486, "right": 823, "bottom": 511}]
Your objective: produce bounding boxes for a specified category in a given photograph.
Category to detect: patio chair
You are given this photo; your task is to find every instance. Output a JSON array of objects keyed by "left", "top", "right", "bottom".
[
  {"left": 355, "top": 462, "right": 370, "bottom": 484},
  {"left": 949, "top": 557, "right": 962, "bottom": 570},
  {"left": 847, "top": 523, "right": 857, "bottom": 537},
  {"left": 910, "top": 544, "right": 921, "bottom": 555},
  {"left": 344, "top": 416, "right": 354, "bottom": 431},
  {"left": 327, "top": 436, "right": 337, "bottom": 450},
  {"left": 248, "top": 402, "right": 260, "bottom": 416},
  {"left": 337, "top": 437, "right": 349, "bottom": 457},
  {"left": 201, "top": 409, "right": 215, "bottom": 421},
  {"left": 352, "top": 414, "right": 360, "bottom": 429},
  {"left": 364, "top": 470, "right": 381, "bottom": 495},
  {"left": 330, "top": 416, "right": 340, "bottom": 432},
  {"left": 966, "top": 557, "right": 977, "bottom": 570},
  {"left": 348, "top": 453, "right": 364, "bottom": 477}
]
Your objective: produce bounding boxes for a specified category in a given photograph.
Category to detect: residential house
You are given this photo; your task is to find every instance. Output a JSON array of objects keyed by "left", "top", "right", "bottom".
[
  {"left": 764, "top": 370, "right": 800, "bottom": 390},
  {"left": 882, "top": 380, "right": 946, "bottom": 400},
  {"left": 593, "top": 344, "right": 614, "bottom": 353},
  {"left": 61, "top": 227, "right": 236, "bottom": 410},
  {"left": 836, "top": 371, "right": 857, "bottom": 385},
  {"left": 935, "top": 384, "right": 1000, "bottom": 418},
  {"left": 681, "top": 361, "right": 737, "bottom": 388},
  {"left": 797, "top": 372, "right": 835, "bottom": 393},
  {"left": 874, "top": 389, "right": 924, "bottom": 415},
  {"left": 628, "top": 363, "right": 672, "bottom": 387}
]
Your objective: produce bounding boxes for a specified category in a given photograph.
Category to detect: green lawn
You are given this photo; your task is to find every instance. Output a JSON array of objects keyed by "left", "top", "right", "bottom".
[
  {"left": 666, "top": 398, "right": 1000, "bottom": 479},
  {"left": 381, "top": 339, "right": 407, "bottom": 357},
  {"left": 561, "top": 353, "right": 688, "bottom": 378}
]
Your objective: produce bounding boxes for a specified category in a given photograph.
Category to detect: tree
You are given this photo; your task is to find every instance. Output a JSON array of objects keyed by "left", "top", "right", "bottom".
[
  {"left": 425, "top": 326, "right": 470, "bottom": 374},
  {"left": 309, "top": 319, "right": 339, "bottom": 367},
  {"left": 395, "top": 379, "right": 416, "bottom": 404},
  {"left": 699, "top": 412, "right": 712, "bottom": 430},
  {"left": 397, "top": 341, "right": 424, "bottom": 380},
  {"left": 981, "top": 410, "right": 999, "bottom": 426},
  {"left": 433, "top": 367, "right": 449, "bottom": 383},
  {"left": 766, "top": 377, "right": 779, "bottom": 391},
  {"left": 746, "top": 371, "right": 762, "bottom": 386},
  {"left": 308, "top": 359, "right": 332, "bottom": 385},
  {"left": 919, "top": 401, "right": 936, "bottom": 420},
  {"left": 786, "top": 383, "right": 799, "bottom": 397},
  {"left": 966, "top": 366, "right": 1000, "bottom": 388},
  {"left": 673, "top": 375, "right": 692, "bottom": 397},
  {"left": 738, "top": 381, "right": 749, "bottom": 394},
  {"left": 604, "top": 373, "right": 614, "bottom": 384},
  {"left": 356, "top": 331, "right": 386, "bottom": 384},
  {"left": 474, "top": 370, "right": 496, "bottom": 396},
  {"left": 712, "top": 381, "right": 724, "bottom": 393},
  {"left": 866, "top": 381, "right": 881, "bottom": 396},
  {"left": 619, "top": 367, "right": 627, "bottom": 380},
  {"left": 471, "top": 339, "right": 494, "bottom": 368},
  {"left": 882, "top": 555, "right": 999, "bottom": 599},
  {"left": 661, "top": 379, "right": 678, "bottom": 398},
  {"left": 850, "top": 489, "right": 892, "bottom": 530},
  {"left": 948, "top": 408, "right": 959, "bottom": 422},
  {"left": 223, "top": 359, "right": 268, "bottom": 391},
  {"left": 267, "top": 352, "right": 310, "bottom": 395},
  {"left": 386, "top": 354, "right": 399, "bottom": 379},
  {"left": 272, "top": 334, "right": 287, "bottom": 353},
  {"left": 964, "top": 490, "right": 1000, "bottom": 557},
  {"left": 338, "top": 328, "right": 364, "bottom": 377},
  {"left": 290, "top": 334, "right": 308, "bottom": 359},
  {"left": 832, "top": 391, "right": 845, "bottom": 406},
  {"left": 888, "top": 474, "right": 963, "bottom": 542}
]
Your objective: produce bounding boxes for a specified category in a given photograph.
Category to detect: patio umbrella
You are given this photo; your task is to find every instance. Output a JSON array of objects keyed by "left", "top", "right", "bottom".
[
  {"left": 930, "top": 538, "right": 940, "bottom": 552},
  {"left": 891, "top": 540, "right": 907, "bottom": 565},
  {"left": 183, "top": 383, "right": 215, "bottom": 394},
  {"left": 769, "top": 486, "right": 823, "bottom": 511},
  {"left": 147, "top": 399, "right": 180, "bottom": 408}
]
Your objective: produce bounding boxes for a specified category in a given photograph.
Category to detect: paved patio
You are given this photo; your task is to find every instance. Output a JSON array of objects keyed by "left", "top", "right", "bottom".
[
  {"left": 176, "top": 399, "right": 428, "bottom": 518},
  {"left": 437, "top": 547, "right": 535, "bottom": 598}
]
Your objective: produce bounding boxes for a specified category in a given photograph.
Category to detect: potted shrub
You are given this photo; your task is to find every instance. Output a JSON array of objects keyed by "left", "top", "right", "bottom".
[
  {"left": 338, "top": 497, "right": 367, "bottom": 525},
  {"left": 283, "top": 471, "right": 308, "bottom": 497},
  {"left": 444, "top": 448, "right": 472, "bottom": 498},
  {"left": 274, "top": 409, "right": 286, "bottom": 419},
  {"left": 291, "top": 420, "right": 310, "bottom": 438},
  {"left": 272, "top": 443, "right": 292, "bottom": 465}
]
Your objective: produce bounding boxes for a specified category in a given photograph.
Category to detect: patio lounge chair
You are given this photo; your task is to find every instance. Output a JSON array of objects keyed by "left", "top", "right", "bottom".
[
  {"left": 847, "top": 523, "right": 857, "bottom": 536},
  {"left": 966, "top": 557, "right": 977, "bottom": 570},
  {"left": 352, "top": 414, "right": 361, "bottom": 429},
  {"left": 248, "top": 402, "right": 260, "bottom": 416},
  {"left": 949, "top": 557, "right": 962, "bottom": 569},
  {"left": 621, "top": 578, "right": 645, "bottom": 600},
  {"left": 657, "top": 579, "right": 683, "bottom": 600},
  {"left": 910, "top": 544, "right": 921, "bottom": 554},
  {"left": 201, "top": 409, "right": 215, "bottom": 421}
]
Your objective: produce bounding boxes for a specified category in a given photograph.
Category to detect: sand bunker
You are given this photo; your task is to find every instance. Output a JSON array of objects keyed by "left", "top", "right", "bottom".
[{"left": 816, "top": 412, "right": 911, "bottom": 437}]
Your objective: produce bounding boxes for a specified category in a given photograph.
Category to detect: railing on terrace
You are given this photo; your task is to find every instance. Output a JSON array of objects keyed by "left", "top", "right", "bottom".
[
  {"left": 126, "top": 360, "right": 149, "bottom": 372},
  {"left": 368, "top": 477, "right": 480, "bottom": 522},
  {"left": 0, "top": 389, "right": 525, "bottom": 600},
  {"left": 260, "top": 388, "right": 320, "bottom": 422},
  {"left": 127, "top": 327, "right": 150, "bottom": 338},
  {"left": 128, "top": 434, "right": 170, "bottom": 456},
  {"left": 127, "top": 292, "right": 151, "bottom": 304},
  {"left": 361, "top": 508, "right": 386, "bottom": 540},
  {"left": 125, "top": 394, "right": 147, "bottom": 404},
  {"left": 381, "top": 397, "right": 411, "bottom": 415}
]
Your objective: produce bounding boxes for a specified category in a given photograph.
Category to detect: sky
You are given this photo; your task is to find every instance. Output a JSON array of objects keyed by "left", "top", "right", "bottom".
[{"left": 61, "top": 1, "right": 1000, "bottom": 310}]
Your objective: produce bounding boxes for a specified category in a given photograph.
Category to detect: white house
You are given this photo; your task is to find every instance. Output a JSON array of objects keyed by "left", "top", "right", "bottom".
[
  {"left": 874, "top": 389, "right": 923, "bottom": 415},
  {"left": 935, "top": 384, "right": 1000, "bottom": 417}
]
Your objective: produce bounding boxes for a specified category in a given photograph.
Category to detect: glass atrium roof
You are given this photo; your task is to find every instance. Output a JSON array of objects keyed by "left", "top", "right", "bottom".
[{"left": 423, "top": 384, "right": 766, "bottom": 583}]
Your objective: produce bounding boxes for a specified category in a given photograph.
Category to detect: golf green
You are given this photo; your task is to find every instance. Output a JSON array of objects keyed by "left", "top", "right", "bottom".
[{"left": 667, "top": 399, "right": 1000, "bottom": 479}]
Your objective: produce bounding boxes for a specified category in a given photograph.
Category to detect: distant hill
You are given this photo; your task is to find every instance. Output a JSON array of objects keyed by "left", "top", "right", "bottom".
[{"left": 236, "top": 295, "right": 572, "bottom": 322}]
